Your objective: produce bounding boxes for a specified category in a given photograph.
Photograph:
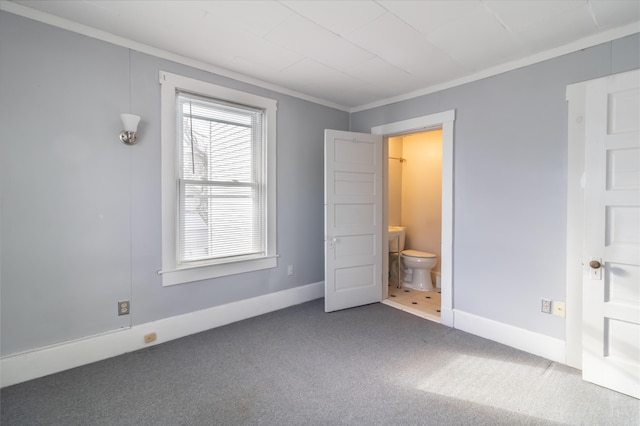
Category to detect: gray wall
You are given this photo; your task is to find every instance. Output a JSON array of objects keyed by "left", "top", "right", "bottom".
[
  {"left": 1, "top": 9, "right": 638, "bottom": 357},
  {"left": 0, "top": 12, "right": 349, "bottom": 356},
  {"left": 351, "top": 33, "right": 639, "bottom": 340}
]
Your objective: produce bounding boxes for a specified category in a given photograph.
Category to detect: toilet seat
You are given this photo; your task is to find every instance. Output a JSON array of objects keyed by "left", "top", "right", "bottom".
[{"left": 402, "top": 249, "right": 436, "bottom": 258}]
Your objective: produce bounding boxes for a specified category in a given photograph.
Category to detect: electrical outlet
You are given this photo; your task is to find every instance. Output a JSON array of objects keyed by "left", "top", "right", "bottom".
[
  {"left": 541, "top": 298, "right": 552, "bottom": 314},
  {"left": 144, "top": 332, "right": 157, "bottom": 343},
  {"left": 118, "top": 300, "right": 130, "bottom": 316},
  {"left": 287, "top": 265, "right": 294, "bottom": 276},
  {"left": 553, "top": 301, "right": 566, "bottom": 317}
]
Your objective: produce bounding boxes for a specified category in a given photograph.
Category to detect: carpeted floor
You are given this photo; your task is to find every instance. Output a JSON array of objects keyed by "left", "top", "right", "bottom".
[{"left": 1, "top": 299, "right": 638, "bottom": 425}]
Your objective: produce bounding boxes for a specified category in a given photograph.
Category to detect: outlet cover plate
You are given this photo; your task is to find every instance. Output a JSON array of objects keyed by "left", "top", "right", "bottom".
[
  {"left": 118, "top": 300, "right": 130, "bottom": 316},
  {"left": 552, "top": 301, "right": 566, "bottom": 317},
  {"left": 144, "top": 332, "right": 157, "bottom": 343}
]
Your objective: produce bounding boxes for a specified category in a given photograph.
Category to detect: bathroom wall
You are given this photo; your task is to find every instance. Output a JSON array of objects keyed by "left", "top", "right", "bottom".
[
  {"left": 401, "top": 130, "right": 442, "bottom": 274},
  {"left": 0, "top": 11, "right": 349, "bottom": 357},
  {"left": 388, "top": 136, "right": 403, "bottom": 226}
]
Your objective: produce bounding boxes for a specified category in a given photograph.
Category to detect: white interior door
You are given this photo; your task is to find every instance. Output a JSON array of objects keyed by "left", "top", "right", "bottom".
[
  {"left": 583, "top": 69, "right": 639, "bottom": 398},
  {"left": 324, "top": 129, "right": 383, "bottom": 312}
]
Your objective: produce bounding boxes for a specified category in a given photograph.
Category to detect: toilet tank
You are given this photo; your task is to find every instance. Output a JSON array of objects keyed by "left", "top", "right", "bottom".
[{"left": 388, "top": 226, "right": 406, "bottom": 252}]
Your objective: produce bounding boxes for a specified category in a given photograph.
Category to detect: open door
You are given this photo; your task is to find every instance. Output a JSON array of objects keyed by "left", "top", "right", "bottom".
[
  {"left": 324, "top": 129, "right": 383, "bottom": 312},
  {"left": 582, "top": 69, "right": 639, "bottom": 398}
]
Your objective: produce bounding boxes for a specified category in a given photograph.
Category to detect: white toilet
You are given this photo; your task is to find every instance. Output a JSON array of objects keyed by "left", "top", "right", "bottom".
[
  {"left": 401, "top": 250, "right": 437, "bottom": 291},
  {"left": 388, "top": 226, "right": 438, "bottom": 291}
]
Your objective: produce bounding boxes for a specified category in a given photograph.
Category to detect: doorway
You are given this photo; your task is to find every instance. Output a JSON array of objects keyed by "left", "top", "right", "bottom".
[
  {"left": 322, "top": 111, "right": 455, "bottom": 323},
  {"left": 372, "top": 110, "right": 455, "bottom": 328},
  {"left": 384, "top": 129, "right": 443, "bottom": 322}
]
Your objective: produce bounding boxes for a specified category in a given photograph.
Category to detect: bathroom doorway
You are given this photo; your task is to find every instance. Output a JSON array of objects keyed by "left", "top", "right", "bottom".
[
  {"left": 371, "top": 110, "right": 455, "bottom": 327},
  {"left": 384, "top": 129, "right": 443, "bottom": 323},
  {"left": 323, "top": 111, "right": 454, "bottom": 322}
]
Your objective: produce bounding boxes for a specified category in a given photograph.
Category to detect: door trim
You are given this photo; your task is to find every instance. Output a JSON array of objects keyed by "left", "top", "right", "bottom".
[
  {"left": 565, "top": 83, "right": 587, "bottom": 369},
  {"left": 372, "top": 109, "right": 455, "bottom": 327}
]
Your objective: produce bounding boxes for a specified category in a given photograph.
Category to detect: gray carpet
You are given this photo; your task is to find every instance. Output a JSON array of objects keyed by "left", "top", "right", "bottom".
[{"left": 1, "top": 299, "right": 638, "bottom": 425}]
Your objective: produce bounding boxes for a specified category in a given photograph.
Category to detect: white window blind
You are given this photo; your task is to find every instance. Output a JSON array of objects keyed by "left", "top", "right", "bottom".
[{"left": 177, "top": 91, "right": 265, "bottom": 264}]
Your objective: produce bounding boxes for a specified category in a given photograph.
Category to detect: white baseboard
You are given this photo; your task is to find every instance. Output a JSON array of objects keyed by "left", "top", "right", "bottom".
[
  {"left": 1, "top": 282, "right": 324, "bottom": 388},
  {"left": 454, "top": 310, "right": 566, "bottom": 364}
]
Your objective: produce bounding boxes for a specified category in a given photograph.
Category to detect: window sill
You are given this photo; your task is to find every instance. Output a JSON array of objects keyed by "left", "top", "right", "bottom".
[{"left": 160, "top": 256, "right": 278, "bottom": 287}]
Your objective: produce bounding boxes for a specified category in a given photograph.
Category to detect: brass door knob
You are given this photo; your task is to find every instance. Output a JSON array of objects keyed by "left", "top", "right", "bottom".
[{"left": 589, "top": 259, "right": 602, "bottom": 269}]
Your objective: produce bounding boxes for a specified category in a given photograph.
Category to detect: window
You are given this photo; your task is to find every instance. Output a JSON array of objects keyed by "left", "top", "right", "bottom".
[
  {"left": 177, "top": 92, "right": 264, "bottom": 263},
  {"left": 160, "top": 71, "right": 277, "bottom": 286}
]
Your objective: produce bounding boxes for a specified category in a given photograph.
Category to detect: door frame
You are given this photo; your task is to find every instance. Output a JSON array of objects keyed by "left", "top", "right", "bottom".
[
  {"left": 372, "top": 110, "right": 455, "bottom": 327},
  {"left": 565, "top": 83, "right": 587, "bottom": 369}
]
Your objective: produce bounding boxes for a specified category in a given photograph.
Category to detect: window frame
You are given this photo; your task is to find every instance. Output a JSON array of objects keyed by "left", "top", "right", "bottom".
[{"left": 159, "top": 71, "right": 277, "bottom": 286}]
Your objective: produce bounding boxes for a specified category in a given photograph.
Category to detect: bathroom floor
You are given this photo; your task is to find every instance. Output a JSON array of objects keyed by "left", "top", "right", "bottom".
[{"left": 385, "top": 285, "right": 441, "bottom": 322}]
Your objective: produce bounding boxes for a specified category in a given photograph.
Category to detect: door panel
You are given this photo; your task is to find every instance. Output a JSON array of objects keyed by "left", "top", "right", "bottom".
[
  {"left": 325, "top": 130, "right": 383, "bottom": 312},
  {"left": 583, "top": 69, "right": 639, "bottom": 398}
]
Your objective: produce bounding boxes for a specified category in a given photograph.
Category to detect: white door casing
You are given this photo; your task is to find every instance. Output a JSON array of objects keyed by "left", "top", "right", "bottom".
[
  {"left": 373, "top": 110, "right": 455, "bottom": 327},
  {"left": 324, "top": 130, "right": 383, "bottom": 312},
  {"left": 582, "top": 69, "right": 640, "bottom": 398}
]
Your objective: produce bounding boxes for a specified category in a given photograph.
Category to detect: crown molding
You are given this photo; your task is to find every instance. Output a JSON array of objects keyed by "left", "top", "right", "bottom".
[
  {"left": 0, "top": 1, "right": 350, "bottom": 112},
  {"left": 350, "top": 23, "right": 639, "bottom": 113}
]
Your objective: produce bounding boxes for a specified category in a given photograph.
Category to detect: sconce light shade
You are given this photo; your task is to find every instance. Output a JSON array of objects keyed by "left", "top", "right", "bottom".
[
  {"left": 120, "top": 113, "right": 140, "bottom": 132},
  {"left": 119, "top": 113, "right": 140, "bottom": 145}
]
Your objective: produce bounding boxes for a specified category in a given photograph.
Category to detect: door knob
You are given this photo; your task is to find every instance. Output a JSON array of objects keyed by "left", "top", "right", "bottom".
[
  {"left": 589, "top": 259, "right": 602, "bottom": 269},
  {"left": 328, "top": 237, "right": 337, "bottom": 249}
]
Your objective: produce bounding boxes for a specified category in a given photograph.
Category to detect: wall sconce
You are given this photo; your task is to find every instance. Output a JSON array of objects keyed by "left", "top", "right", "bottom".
[{"left": 119, "top": 113, "right": 141, "bottom": 145}]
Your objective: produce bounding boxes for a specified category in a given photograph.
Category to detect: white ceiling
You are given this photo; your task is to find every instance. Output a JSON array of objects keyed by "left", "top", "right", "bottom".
[{"left": 6, "top": 0, "right": 640, "bottom": 110}]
